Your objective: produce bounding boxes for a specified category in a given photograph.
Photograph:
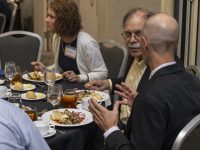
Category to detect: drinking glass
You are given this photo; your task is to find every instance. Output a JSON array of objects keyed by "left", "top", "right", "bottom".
[
  {"left": 4, "top": 61, "right": 17, "bottom": 82},
  {"left": 47, "top": 84, "right": 63, "bottom": 106},
  {"left": 8, "top": 92, "right": 22, "bottom": 108},
  {"left": 24, "top": 106, "right": 38, "bottom": 121},
  {"left": 61, "top": 88, "right": 77, "bottom": 108},
  {"left": 44, "top": 68, "right": 55, "bottom": 87},
  {"left": 11, "top": 66, "right": 22, "bottom": 84}
]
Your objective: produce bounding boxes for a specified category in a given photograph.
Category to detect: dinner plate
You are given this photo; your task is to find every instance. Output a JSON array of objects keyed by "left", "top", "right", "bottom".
[
  {"left": 41, "top": 108, "right": 93, "bottom": 127},
  {"left": 76, "top": 90, "right": 110, "bottom": 103},
  {"left": 10, "top": 84, "right": 36, "bottom": 91},
  {"left": 43, "top": 128, "right": 56, "bottom": 138},
  {"left": 22, "top": 72, "right": 63, "bottom": 83},
  {"left": 21, "top": 92, "right": 46, "bottom": 101},
  {"left": 0, "top": 79, "right": 5, "bottom": 85}
]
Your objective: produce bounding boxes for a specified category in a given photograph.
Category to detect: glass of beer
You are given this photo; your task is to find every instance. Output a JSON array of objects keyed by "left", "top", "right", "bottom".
[
  {"left": 11, "top": 66, "right": 22, "bottom": 85},
  {"left": 62, "top": 89, "right": 77, "bottom": 108},
  {"left": 25, "top": 107, "right": 38, "bottom": 121}
]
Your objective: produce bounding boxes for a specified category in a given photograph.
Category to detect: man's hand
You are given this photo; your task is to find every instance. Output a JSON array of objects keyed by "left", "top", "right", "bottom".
[
  {"left": 62, "top": 71, "right": 80, "bottom": 82},
  {"left": 114, "top": 82, "right": 138, "bottom": 107},
  {"left": 31, "top": 61, "right": 46, "bottom": 71},
  {"left": 88, "top": 99, "right": 120, "bottom": 131},
  {"left": 85, "top": 80, "right": 110, "bottom": 91}
]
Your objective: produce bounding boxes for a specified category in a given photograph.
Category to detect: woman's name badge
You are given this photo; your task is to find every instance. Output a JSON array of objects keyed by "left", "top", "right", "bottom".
[{"left": 64, "top": 45, "right": 76, "bottom": 59}]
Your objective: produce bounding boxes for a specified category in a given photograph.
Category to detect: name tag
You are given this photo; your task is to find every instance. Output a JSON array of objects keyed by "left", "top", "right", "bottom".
[{"left": 64, "top": 45, "right": 76, "bottom": 59}]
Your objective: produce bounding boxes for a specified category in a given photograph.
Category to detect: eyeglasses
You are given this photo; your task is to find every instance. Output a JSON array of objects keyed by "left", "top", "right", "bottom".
[{"left": 121, "top": 30, "right": 143, "bottom": 40}]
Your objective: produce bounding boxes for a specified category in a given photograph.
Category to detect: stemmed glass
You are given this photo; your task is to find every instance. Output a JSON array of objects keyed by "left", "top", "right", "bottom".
[
  {"left": 4, "top": 61, "right": 17, "bottom": 84},
  {"left": 44, "top": 68, "right": 56, "bottom": 87}
]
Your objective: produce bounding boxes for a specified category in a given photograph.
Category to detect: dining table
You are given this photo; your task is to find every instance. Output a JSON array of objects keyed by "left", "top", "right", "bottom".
[{"left": 0, "top": 73, "right": 105, "bottom": 150}]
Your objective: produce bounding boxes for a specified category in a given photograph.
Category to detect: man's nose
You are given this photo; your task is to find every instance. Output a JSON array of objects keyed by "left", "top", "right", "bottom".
[{"left": 129, "top": 33, "right": 137, "bottom": 42}]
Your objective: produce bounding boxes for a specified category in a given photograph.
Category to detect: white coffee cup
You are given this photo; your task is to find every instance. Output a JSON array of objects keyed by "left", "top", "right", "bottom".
[
  {"left": 82, "top": 97, "right": 92, "bottom": 111},
  {"left": 34, "top": 120, "right": 55, "bottom": 136},
  {"left": 0, "top": 86, "right": 7, "bottom": 98}
]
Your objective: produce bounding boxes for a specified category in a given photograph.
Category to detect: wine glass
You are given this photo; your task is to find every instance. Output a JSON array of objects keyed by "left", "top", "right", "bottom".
[
  {"left": 44, "top": 68, "right": 56, "bottom": 87},
  {"left": 4, "top": 61, "right": 17, "bottom": 83}
]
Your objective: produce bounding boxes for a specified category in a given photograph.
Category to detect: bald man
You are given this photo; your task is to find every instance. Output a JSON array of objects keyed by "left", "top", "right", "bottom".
[{"left": 88, "top": 13, "right": 200, "bottom": 150}]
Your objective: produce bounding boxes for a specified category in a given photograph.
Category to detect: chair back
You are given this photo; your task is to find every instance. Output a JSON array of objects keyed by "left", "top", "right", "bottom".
[
  {"left": 0, "top": 13, "right": 6, "bottom": 33},
  {"left": 185, "top": 65, "right": 200, "bottom": 79},
  {"left": 99, "top": 39, "right": 128, "bottom": 79},
  {"left": 0, "top": 31, "right": 43, "bottom": 71},
  {"left": 8, "top": 1, "right": 17, "bottom": 31},
  {"left": 171, "top": 114, "right": 200, "bottom": 150}
]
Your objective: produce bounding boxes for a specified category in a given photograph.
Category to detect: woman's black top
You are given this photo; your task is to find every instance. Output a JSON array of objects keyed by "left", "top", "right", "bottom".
[{"left": 58, "top": 38, "right": 80, "bottom": 74}]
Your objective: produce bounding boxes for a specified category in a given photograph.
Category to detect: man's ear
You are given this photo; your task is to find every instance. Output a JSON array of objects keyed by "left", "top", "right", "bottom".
[{"left": 141, "top": 36, "right": 148, "bottom": 49}]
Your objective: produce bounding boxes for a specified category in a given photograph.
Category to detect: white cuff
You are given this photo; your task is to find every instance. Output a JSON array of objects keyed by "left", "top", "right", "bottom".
[{"left": 104, "top": 126, "right": 120, "bottom": 139}]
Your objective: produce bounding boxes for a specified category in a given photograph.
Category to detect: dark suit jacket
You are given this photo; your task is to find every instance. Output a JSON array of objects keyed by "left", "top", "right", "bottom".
[
  {"left": 111, "top": 54, "right": 184, "bottom": 93},
  {"left": 104, "top": 64, "right": 200, "bottom": 150}
]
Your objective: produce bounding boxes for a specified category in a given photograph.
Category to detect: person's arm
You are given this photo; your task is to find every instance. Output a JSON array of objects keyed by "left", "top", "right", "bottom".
[{"left": 78, "top": 40, "right": 108, "bottom": 82}]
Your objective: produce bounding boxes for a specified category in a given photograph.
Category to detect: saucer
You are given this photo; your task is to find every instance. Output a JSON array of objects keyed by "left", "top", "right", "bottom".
[
  {"left": 43, "top": 128, "right": 56, "bottom": 138},
  {"left": 0, "top": 79, "right": 5, "bottom": 85}
]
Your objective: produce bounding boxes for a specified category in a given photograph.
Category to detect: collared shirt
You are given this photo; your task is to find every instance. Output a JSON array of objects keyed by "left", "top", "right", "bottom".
[
  {"left": 120, "top": 58, "right": 146, "bottom": 124},
  {"left": 0, "top": 99, "right": 50, "bottom": 150},
  {"left": 149, "top": 61, "right": 176, "bottom": 79}
]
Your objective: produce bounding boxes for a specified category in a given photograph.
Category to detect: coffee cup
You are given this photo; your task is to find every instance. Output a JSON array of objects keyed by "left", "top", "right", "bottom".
[
  {"left": 0, "top": 86, "right": 7, "bottom": 98},
  {"left": 34, "top": 120, "right": 55, "bottom": 136},
  {"left": 82, "top": 97, "right": 91, "bottom": 111}
]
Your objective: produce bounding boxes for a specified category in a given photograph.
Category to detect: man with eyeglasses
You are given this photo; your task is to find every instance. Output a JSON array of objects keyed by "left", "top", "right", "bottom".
[
  {"left": 88, "top": 13, "right": 200, "bottom": 150},
  {"left": 85, "top": 8, "right": 153, "bottom": 124}
]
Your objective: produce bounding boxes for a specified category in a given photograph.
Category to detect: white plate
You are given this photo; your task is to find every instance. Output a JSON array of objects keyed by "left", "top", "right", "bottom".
[
  {"left": 0, "top": 79, "right": 5, "bottom": 85},
  {"left": 21, "top": 92, "right": 46, "bottom": 101},
  {"left": 10, "top": 84, "right": 36, "bottom": 91},
  {"left": 43, "top": 128, "right": 56, "bottom": 138},
  {"left": 76, "top": 90, "right": 110, "bottom": 103},
  {"left": 41, "top": 108, "right": 93, "bottom": 127},
  {"left": 22, "top": 72, "right": 63, "bottom": 83}
]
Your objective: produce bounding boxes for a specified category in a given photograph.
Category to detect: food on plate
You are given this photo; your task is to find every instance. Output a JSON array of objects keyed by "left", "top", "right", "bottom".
[
  {"left": 51, "top": 109, "right": 85, "bottom": 125},
  {"left": 76, "top": 90, "right": 103, "bottom": 101},
  {"left": 26, "top": 91, "right": 36, "bottom": 99},
  {"left": 56, "top": 74, "right": 62, "bottom": 80},
  {"left": 28, "top": 71, "right": 44, "bottom": 80},
  {"left": 14, "top": 82, "right": 23, "bottom": 90}
]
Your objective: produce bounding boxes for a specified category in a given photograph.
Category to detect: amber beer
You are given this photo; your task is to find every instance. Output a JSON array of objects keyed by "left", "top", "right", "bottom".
[
  {"left": 62, "top": 89, "right": 77, "bottom": 108},
  {"left": 25, "top": 110, "right": 38, "bottom": 121},
  {"left": 11, "top": 72, "right": 21, "bottom": 84}
]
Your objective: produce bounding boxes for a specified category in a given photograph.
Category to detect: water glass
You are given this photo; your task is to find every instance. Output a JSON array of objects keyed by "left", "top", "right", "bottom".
[
  {"left": 44, "top": 68, "right": 55, "bottom": 86},
  {"left": 8, "top": 93, "right": 22, "bottom": 108},
  {"left": 4, "top": 61, "right": 16, "bottom": 82},
  {"left": 47, "top": 84, "right": 63, "bottom": 106}
]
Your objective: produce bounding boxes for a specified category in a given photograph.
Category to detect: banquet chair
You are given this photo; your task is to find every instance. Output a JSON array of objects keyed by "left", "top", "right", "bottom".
[
  {"left": 0, "top": 13, "right": 6, "bottom": 33},
  {"left": 8, "top": 1, "right": 17, "bottom": 31},
  {"left": 171, "top": 114, "right": 200, "bottom": 150},
  {"left": 99, "top": 39, "right": 128, "bottom": 79},
  {"left": 0, "top": 31, "right": 43, "bottom": 71},
  {"left": 185, "top": 65, "right": 200, "bottom": 79}
]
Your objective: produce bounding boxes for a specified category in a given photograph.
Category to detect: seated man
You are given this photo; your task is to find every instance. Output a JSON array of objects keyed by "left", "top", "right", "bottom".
[
  {"left": 88, "top": 13, "right": 200, "bottom": 150},
  {"left": 0, "top": 99, "right": 50, "bottom": 150}
]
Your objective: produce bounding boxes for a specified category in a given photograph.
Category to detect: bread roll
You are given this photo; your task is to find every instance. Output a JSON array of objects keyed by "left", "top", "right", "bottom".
[
  {"left": 14, "top": 82, "right": 23, "bottom": 90},
  {"left": 26, "top": 91, "right": 36, "bottom": 99}
]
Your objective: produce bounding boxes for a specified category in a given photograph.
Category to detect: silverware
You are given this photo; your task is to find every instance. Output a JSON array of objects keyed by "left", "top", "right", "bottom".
[
  {"left": 56, "top": 129, "right": 66, "bottom": 134},
  {"left": 34, "top": 83, "right": 45, "bottom": 88}
]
